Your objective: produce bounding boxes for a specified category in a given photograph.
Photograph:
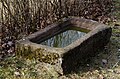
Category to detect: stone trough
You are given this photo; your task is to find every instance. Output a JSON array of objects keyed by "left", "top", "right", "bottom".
[{"left": 16, "top": 17, "right": 112, "bottom": 74}]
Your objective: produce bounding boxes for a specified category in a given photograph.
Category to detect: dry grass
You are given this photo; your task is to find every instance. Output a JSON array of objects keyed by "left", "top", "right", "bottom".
[
  {"left": 0, "top": 0, "right": 117, "bottom": 79},
  {"left": 0, "top": 0, "right": 113, "bottom": 39}
]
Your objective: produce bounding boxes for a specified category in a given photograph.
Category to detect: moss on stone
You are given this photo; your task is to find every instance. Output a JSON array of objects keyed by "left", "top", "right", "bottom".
[{"left": 16, "top": 44, "right": 60, "bottom": 64}]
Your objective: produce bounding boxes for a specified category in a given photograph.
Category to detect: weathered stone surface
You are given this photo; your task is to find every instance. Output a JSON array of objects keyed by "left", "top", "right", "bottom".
[{"left": 16, "top": 17, "right": 112, "bottom": 74}]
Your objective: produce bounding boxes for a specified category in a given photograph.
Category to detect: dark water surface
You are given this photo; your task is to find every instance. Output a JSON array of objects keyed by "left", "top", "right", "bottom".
[{"left": 40, "top": 28, "right": 88, "bottom": 48}]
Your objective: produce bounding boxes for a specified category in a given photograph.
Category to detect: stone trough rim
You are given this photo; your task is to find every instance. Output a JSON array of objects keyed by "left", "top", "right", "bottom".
[{"left": 17, "top": 17, "right": 111, "bottom": 55}]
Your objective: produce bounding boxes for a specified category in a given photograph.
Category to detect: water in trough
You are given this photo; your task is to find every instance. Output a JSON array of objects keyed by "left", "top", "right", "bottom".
[{"left": 40, "top": 27, "right": 88, "bottom": 48}]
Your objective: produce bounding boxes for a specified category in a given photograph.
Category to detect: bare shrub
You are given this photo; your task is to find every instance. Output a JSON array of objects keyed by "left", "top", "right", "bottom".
[{"left": 0, "top": 0, "right": 113, "bottom": 39}]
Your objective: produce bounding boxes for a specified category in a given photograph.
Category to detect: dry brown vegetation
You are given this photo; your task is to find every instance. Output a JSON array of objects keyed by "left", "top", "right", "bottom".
[
  {"left": 0, "top": 0, "right": 113, "bottom": 39},
  {"left": 1, "top": 0, "right": 120, "bottom": 79}
]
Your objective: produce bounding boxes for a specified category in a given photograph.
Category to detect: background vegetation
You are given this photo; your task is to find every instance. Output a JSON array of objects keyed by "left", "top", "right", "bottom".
[
  {"left": 0, "top": 0, "right": 113, "bottom": 39},
  {"left": 1, "top": 0, "right": 120, "bottom": 79}
]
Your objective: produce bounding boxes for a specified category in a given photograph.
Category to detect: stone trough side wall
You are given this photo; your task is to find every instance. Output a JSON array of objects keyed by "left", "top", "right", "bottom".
[
  {"left": 16, "top": 41, "right": 60, "bottom": 64},
  {"left": 16, "top": 42, "right": 64, "bottom": 74},
  {"left": 16, "top": 17, "right": 112, "bottom": 74},
  {"left": 62, "top": 25, "right": 112, "bottom": 74}
]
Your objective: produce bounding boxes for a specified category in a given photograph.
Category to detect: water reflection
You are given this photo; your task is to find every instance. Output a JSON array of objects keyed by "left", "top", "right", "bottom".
[{"left": 40, "top": 30, "right": 86, "bottom": 47}]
